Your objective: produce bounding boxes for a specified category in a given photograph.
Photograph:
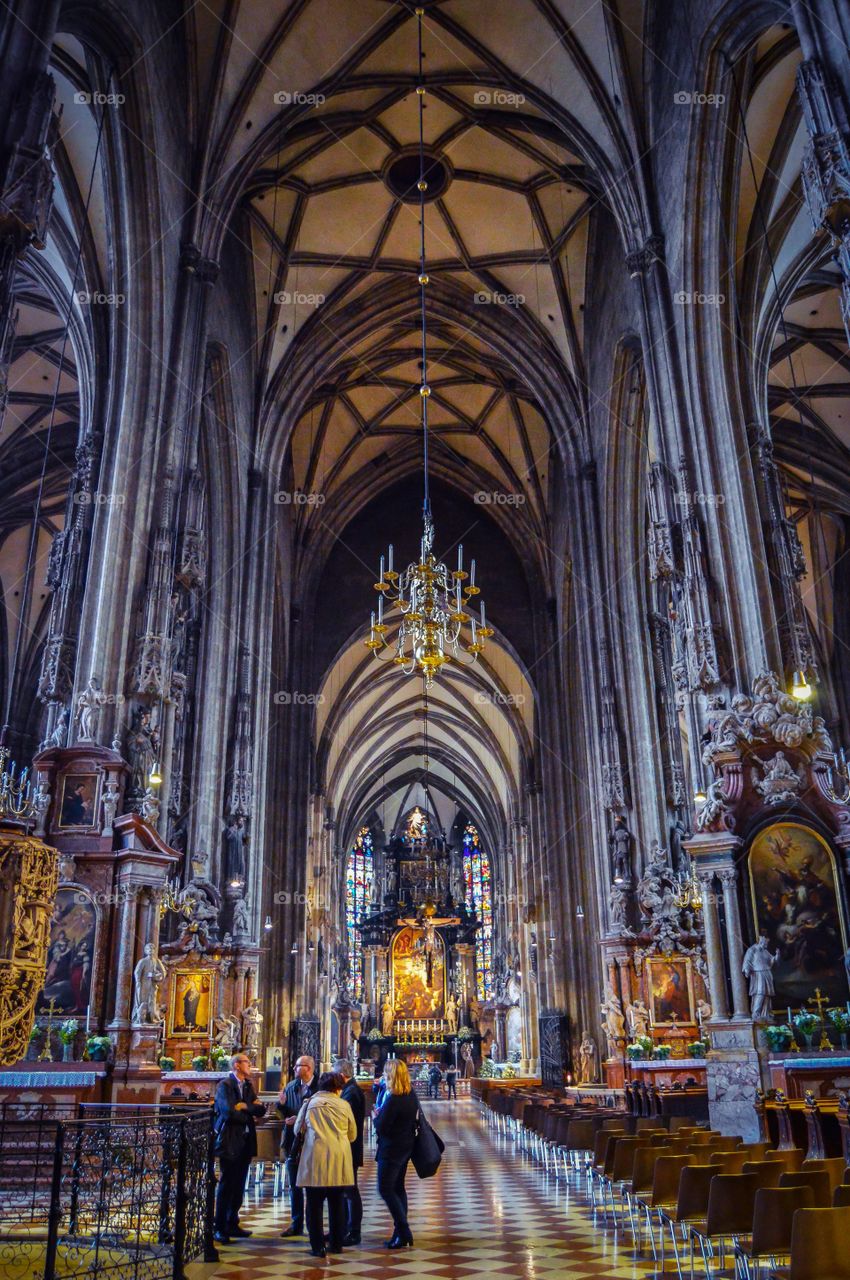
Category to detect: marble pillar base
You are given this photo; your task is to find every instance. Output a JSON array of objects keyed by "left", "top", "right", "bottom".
[{"left": 706, "top": 1040, "right": 762, "bottom": 1141}]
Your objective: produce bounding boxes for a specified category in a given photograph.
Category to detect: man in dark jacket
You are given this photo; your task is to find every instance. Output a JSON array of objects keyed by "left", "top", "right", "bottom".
[
  {"left": 427, "top": 1063, "right": 442, "bottom": 1099},
  {"left": 275, "top": 1054, "right": 317, "bottom": 1236},
  {"left": 213, "top": 1052, "right": 266, "bottom": 1243},
  {"left": 335, "top": 1058, "right": 365, "bottom": 1245}
]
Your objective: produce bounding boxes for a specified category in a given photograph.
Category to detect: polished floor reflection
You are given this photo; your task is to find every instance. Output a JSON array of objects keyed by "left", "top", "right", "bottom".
[{"left": 189, "top": 1100, "right": 657, "bottom": 1280}]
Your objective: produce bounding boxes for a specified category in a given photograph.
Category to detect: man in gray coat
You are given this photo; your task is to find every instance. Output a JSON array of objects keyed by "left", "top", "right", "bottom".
[{"left": 276, "top": 1054, "right": 317, "bottom": 1236}]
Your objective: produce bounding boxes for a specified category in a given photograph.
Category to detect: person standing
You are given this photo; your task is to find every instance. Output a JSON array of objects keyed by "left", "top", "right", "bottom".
[
  {"left": 294, "top": 1072, "right": 356, "bottom": 1259},
  {"left": 213, "top": 1052, "right": 266, "bottom": 1243},
  {"left": 277, "top": 1054, "right": 318, "bottom": 1237},
  {"left": 335, "top": 1058, "right": 365, "bottom": 1245},
  {"left": 373, "top": 1058, "right": 418, "bottom": 1249},
  {"left": 427, "top": 1062, "right": 442, "bottom": 1100},
  {"left": 445, "top": 1060, "right": 458, "bottom": 1100}
]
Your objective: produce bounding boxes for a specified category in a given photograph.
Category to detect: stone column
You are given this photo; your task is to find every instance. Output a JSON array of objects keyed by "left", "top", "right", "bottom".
[
  {"left": 698, "top": 870, "right": 729, "bottom": 1021},
  {"left": 109, "top": 880, "right": 141, "bottom": 1033},
  {"left": 718, "top": 867, "right": 750, "bottom": 1020}
]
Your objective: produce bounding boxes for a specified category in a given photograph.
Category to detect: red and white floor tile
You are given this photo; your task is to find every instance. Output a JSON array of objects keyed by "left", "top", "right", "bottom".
[{"left": 188, "top": 1102, "right": 658, "bottom": 1280}]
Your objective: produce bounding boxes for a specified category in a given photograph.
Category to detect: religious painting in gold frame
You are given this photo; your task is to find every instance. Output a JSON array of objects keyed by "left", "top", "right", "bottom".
[
  {"left": 391, "top": 926, "right": 445, "bottom": 1020},
  {"left": 646, "top": 955, "right": 695, "bottom": 1027},
  {"left": 168, "top": 969, "right": 215, "bottom": 1038},
  {"left": 748, "top": 821, "right": 848, "bottom": 1006},
  {"left": 58, "top": 772, "right": 100, "bottom": 829}
]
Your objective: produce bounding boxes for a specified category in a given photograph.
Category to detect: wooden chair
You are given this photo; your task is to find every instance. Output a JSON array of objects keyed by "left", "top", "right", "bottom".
[
  {"left": 733, "top": 1186, "right": 814, "bottom": 1280},
  {"left": 801, "top": 1158, "right": 846, "bottom": 1195},
  {"left": 778, "top": 1170, "right": 832, "bottom": 1208},
  {"left": 689, "top": 1172, "right": 759, "bottom": 1277},
  {"left": 768, "top": 1206, "right": 850, "bottom": 1279},
  {"left": 657, "top": 1163, "right": 716, "bottom": 1280}
]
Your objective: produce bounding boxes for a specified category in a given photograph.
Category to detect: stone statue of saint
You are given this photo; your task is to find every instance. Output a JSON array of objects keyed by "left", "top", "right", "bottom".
[
  {"left": 125, "top": 707, "right": 159, "bottom": 799},
  {"left": 445, "top": 991, "right": 458, "bottom": 1034},
  {"left": 224, "top": 815, "right": 247, "bottom": 885},
  {"left": 609, "top": 815, "right": 632, "bottom": 884},
  {"left": 461, "top": 1041, "right": 475, "bottom": 1077},
  {"left": 468, "top": 996, "right": 481, "bottom": 1030},
  {"left": 213, "top": 1014, "right": 239, "bottom": 1053},
  {"left": 241, "top": 997, "right": 263, "bottom": 1060},
  {"left": 131, "top": 942, "right": 166, "bottom": 1024},
  {"left": 232, "top": 896, "right": 250, "bottom": 937},
  {"left": 578, "top": 1031, "right": 598, "bottom": 1084},
  {"left": 742, "top": 935, "right": 777, "bottom": 1021},
  {"left": 381, "top": 994, "right": 394, "bottom": 1037},
  {"left": 600, "top": 985, "right": 626, "bottom": 1059},
  {"left": 76, "top": 677, "right": 106, "bottom": 744},
  {"left": 627, "top": 999, "right": 650, "bottom": 1040}
]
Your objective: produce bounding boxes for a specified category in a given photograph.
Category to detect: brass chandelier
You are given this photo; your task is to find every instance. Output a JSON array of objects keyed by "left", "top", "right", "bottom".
[{"left": 365, "top": 6, "right": 490, "bottom": 687}]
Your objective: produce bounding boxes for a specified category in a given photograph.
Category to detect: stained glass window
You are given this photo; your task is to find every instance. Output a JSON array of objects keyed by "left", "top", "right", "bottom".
[
  {"left": 345, "top": 826, "right": 374, "bottom": 999},
  {"left": 462, "top": 823, "right": 493, "bottom": 1000}
]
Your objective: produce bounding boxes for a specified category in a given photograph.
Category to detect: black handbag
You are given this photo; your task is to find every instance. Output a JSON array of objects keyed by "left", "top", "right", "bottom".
[{"left": 410, "top": 1108, "right": 445, "bottom": 1179}]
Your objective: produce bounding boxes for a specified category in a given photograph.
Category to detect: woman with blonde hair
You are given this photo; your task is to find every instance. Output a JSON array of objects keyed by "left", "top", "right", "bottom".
[
  {"left": 294, "top": 1071, "right": 356, "bottom": 1258},
  {"left": 373, "top": 1057, "right": 418, "bottom": 1248}
]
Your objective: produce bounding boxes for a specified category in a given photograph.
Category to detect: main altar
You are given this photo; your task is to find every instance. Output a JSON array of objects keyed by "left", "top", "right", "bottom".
[{"left": 355, "top": 813, "right": 482, "bottom": 1072}]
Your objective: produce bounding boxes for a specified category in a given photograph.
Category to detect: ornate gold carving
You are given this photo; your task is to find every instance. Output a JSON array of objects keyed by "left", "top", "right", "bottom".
[{"left": 0, "top": 828, "right": 59, "bottom": 1065}]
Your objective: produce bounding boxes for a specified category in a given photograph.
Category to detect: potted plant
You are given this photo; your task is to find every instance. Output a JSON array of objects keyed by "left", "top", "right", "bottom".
[
  {"left": 457, "top": 1025, "right": 473, "bottom": 1041},
  {"left": 86, "top": 1034, "right": 111, "bottom": 1062},
  {"left": 652, "top": 1044, "right": 672, "bottom": 1061},
  {"left": 502, "top": 1062, "right": 517, "bottom": 1080},
  {"left": 58, "top": 1018, "right": 79, "bottom": 1062},
  {"left": 191, "top": 1054, "right": 209, "bottom": 1072},
  {"left": 792, "top": 1011, "right": 818, "bottom": 1048},
  {"left": 687, "top": 1040, "right": 709, "bottom": 1059},
  {"left": 27, "top": 1025, "right": 41, "bottom": 1061},
  {"left": 764, "top": 1023, "right": 794, "bottom": 1052},
  {"left": 210, "top": 1046, "right": 229, "bottom": 1070},
  {"left": 828, "top": 1009, "right": 850, "bottom": 1049},
  {"left": 627, "top": 1035, "right": 653, "bottom": 1061},
  {"left": 159, "top": 1056, "right": 176, "bottom": 1073},
  {"left": 479, "top": 1056, "right": 495, "bottom": 1078}
]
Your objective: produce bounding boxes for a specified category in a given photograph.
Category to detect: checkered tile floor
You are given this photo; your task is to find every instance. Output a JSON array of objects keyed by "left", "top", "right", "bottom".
[{"left": 188, "top": 1102, "right": 659, "bottom": 1280}]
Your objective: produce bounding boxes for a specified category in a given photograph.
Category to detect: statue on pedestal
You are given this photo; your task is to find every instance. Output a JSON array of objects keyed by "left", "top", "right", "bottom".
[
  {"left": 131, "top": 943, "right": 166, "bottom": 1024},
  {"left": 627, "top": 999, "right": 650, "bottom": 1040},
  {"left": 241, "top": 997, "right": 263, "bottom": 1061},
  {"left": 578, "top": 1031, "right": 598, "bottom": 1084},
  {"left": 232, "top": 896, "right": 250, "bottom": 938},
  {"left": 75, "top": 676, "right": 106, "bottom": 744},
  {"left": 125, "top": 707, "right": 159, "bottom": 801},
  {"left": 224, "top": 815, "right": 248, "bottom": 886},
  {"left": 609, "top": 815, "right": 632, "bottom": 884},
  {"left": 381, "top": 994, "right": 394, "bottom": 1037},
  {"left": 446, "top": 991, "right": 458, "bottom": 1034},
  {"left": 600, "top": 985, "right": 626, "bottom": 1060},
  {"left": 742, "top": 935, "right": 777, "bottom": 1022}
]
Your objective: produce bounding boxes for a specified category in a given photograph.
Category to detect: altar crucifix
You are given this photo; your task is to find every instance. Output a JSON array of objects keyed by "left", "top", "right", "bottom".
[{"left": 807, "top": 988, "right": 832, "bottom": 1050}]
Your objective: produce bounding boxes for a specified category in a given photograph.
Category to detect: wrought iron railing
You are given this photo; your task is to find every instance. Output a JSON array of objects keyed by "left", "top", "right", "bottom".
[{"left": 0, "top": 1102, "right": 217, "bottom": 1280}]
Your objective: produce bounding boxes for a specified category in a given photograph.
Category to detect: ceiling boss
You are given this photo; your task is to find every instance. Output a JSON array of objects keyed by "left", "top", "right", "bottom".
[{"left": 364, "top": 8, "right": 491, "bottom": 687}]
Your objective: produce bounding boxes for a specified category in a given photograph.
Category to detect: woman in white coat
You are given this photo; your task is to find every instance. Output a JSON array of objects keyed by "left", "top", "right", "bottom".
[{"left": 294, "top": 1071, "right": 356, "bottom": 1257}]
